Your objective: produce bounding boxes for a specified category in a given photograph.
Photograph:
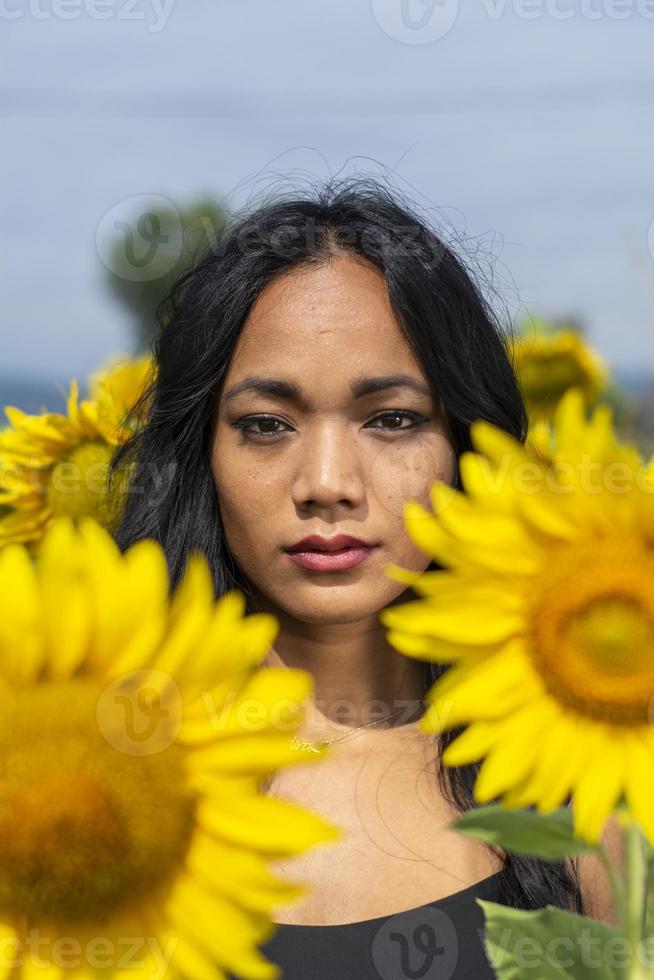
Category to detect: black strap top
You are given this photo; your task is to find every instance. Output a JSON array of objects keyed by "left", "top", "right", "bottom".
[{"left": 244, "top": 871, "right": 517, "bottom": 980}]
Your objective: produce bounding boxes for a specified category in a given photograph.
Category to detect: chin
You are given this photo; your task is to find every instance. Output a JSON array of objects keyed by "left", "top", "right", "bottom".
[{"left": 289, "top": 593, "right": 387, "bottom": 626}]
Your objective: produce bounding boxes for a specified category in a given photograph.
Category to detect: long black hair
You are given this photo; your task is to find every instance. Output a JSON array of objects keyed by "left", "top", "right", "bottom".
[{"left": 109, "top": 175, "right": 583, "bottom": 915}]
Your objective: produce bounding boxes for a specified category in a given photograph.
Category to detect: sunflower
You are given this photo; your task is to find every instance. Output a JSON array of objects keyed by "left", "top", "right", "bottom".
[
  {"left": 524, "top": 419, "right": 553, "bottom": 462},
  {"left": 510, "top": 327, "right": 609, "bottom": 422},
  {"left": 0, "top": 516, "right": 339, "bottom": 979},
  {"left": 0, "top": 355, "right": 153, "bottom": 550},
  {"left": 379, "top": 387, "right": 654, "bottom": 847},
  {"left": 86, "top": 353, "right": 154, "bottom": 445}
]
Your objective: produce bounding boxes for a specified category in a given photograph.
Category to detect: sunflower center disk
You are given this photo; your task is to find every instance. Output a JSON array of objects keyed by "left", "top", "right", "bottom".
[
  {"left": 0, "top": 680, "right": 195, "bottom": 924},
  {"left": 522, "top": 354, "right": 589, "bottom": 405},
  {"left": 528, "top": 539, "right": 654, "bottom": 725},
  {"left": 47, "top": 442, "right": 123, "bottom": 528}
]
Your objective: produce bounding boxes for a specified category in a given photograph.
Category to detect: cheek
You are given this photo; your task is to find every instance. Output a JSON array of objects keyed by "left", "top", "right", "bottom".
[
  {"left": 211, "top": 450, "right": 246, "bottom": 538},
  {"left": 211, "top": 452, "right": 277, "bottom": 563},
  {"left": 213, "top": 488, "right": 264, "bottom": 574},
  {"left": 368, "top": 436, "right": 456, "bottom": 523}
]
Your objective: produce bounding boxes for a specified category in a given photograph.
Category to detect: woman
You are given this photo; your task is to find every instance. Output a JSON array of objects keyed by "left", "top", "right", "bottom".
[{"left": 111, "top": 177, "right": 619, "bottom": 978}]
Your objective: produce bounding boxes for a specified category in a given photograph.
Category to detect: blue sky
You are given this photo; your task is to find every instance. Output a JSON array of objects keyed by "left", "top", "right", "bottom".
[{"left": 3, "top": 0, "right": 654, "bottom": 385}]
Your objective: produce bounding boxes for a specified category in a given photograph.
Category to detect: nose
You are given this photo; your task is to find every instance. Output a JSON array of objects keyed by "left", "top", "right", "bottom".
[{"left": 290, "top": 421, "right": 365, "bottom": 510}]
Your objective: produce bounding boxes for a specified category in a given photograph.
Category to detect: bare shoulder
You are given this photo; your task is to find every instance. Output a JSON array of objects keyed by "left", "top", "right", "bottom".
[{"left": 572, "top": 814, "right": 623, "bottom": 927}]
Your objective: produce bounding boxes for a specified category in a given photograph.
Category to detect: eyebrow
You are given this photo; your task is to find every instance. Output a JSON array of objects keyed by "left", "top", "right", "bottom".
[{"left": 223, "top": 373, "right": 432, "bottom": 404}]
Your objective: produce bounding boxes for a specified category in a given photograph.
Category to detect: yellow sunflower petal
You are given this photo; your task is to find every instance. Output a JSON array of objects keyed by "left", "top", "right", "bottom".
[
  {"left": 380, "top": 595, "right": 524, "bottom": 645},
  {"left": 37, "top": 519, "right": 93, "bottom": 679},
  {"left": 430, "top": 482, "right": 546, "bottom": 560},
  {"left": 15, "top": 954, "right": 64, "bottom": 980},
  {"left": 162, "top": 931, "right": 228, "bottom": 980},
  {"left": 0, "top": 544, "right": 45, "bottom": 683},
  {"left": 166, "top": 878, "right": 278, "bottom": 979},
  {"left": 570, "top": 728, "right": 625, "bottom": 844},
  {"left": 188, "top": 732, "right": 327, "bottom": 777},
  {"left": 623, "top": 730, "right": 654, "bottom": 846},
  {"left": 402, "top": 499, "right": 462, "bottom": 567},
  {"left": 196, "top": 791, "right": 342, "bottom": 855},
  {"left": 384, "top": 628, "right": 501, "bottom": 663},
  {"left": 0, "top": 922, "right": 19, "bottom": 980},
  {"left": 440, "top": 720, "right": 500, "bottom": 766},
  {"left": 181, "top": 666, "right": 313, "bottom": 743},
  {"left": 187, "top": 831, "right": 306, "bottom": 912},
  {"left": 526, "top": 709, "right": 590, "bottom": 812},
  {"left": 102, "top": 539, "right": 170, "bottom": 678},
  {"left": 472, "top": 699, "right": 558, "bottom": 803},
  {"left": 424, "top": 641, "right": 542, "bottom": 731}
]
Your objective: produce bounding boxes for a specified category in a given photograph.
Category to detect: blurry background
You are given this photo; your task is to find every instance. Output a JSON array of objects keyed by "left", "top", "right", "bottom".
[{"left": 2, "top": 0, "right": 653, "bottom": 440}]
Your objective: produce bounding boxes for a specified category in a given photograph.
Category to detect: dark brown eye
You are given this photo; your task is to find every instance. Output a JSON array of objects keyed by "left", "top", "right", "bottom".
[
  {"left": 233, "top": 416, "right": 289, "bottom": 438},
  {"left": 367, "top": 411, "right": 426, "bottom": 431},
  {"left": 232, "top": 410, "right": 427, "bottom": 441}
]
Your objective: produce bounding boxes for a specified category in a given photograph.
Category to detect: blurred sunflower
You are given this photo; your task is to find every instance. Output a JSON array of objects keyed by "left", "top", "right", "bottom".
[
  {"left": 524, "top": 418, "right": 553, "bottom": 462},
  {"left": 86, "top": 352, "right": 154, "bottom": 444},
  {"left": 0, "top": 516, "right": 339, "bottom": 979},
  {"left": 510, "top": 326, "right": 609, "bottom": 422},
  {"left": 380, "top": 387, "right": 654, "bottom": 846},
  {"left": 0, "top": 355, "right": 153, "bottom": 550}
]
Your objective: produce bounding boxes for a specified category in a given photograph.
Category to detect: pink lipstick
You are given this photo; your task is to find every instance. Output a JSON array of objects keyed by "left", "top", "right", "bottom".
[{"left": 284, "top": 534, "right": 378, "bottom": 573}]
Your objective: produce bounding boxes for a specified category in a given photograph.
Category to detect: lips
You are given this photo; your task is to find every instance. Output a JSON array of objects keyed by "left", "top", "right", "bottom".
[
  {"left": 285, "top": 534, "right": 373, "bottom": 554},
  {"left": 285, "top": 544, "right": 377, "bottom": 573}
]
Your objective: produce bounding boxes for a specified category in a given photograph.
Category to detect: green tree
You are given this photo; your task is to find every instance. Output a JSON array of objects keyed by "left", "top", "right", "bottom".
[{"left": 102, "top": 198, "right": 230, "bottom": 351}]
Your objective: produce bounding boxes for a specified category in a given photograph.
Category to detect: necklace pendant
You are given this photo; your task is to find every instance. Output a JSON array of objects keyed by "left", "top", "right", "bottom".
[{"left": 290, "top": 735, "right": 330, "bottom": 753}]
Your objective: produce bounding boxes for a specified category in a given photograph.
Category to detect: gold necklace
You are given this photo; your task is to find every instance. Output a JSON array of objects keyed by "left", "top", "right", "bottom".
[{"left": 290, "top": 701, "right": 421, "bottom": 754}]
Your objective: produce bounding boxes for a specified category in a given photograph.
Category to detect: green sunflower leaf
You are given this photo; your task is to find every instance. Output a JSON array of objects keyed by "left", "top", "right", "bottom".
[
  {"left": 479, "top": 900, "right": 625, "bottom": 979},
  {"left": 449, "top": 804, "right": 595, "bottom": 860}
]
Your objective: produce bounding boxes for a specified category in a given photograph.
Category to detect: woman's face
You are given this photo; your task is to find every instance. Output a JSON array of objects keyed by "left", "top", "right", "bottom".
[{"left": 211, "top": 253, "right": 457, "bottom": 624}]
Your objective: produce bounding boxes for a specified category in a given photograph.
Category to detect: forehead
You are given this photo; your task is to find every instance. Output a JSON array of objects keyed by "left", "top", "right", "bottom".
[{"left": 229, "top": 255, "right": 418, "bottom": 374}]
